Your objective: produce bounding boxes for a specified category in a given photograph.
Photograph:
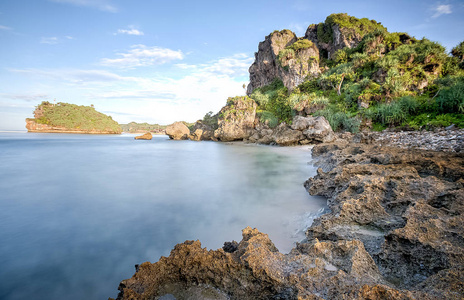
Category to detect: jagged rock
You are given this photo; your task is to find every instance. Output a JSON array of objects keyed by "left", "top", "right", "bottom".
[
  {"left": 114, "top": 227, "right": 419, "bottom": 300},
  {"left": 166, "top": 122, "right": 190, "bottom": 140},
  {"left": 189, "top": 120, "right": 214, "bottom": 141},
  {"left": 214, "top": 96, "right": 257, "bottom": 142},
  {"left": 305, "top": 143, "right": 464, "bottom": 295},
  {"left": 291, "top": 116, "right": 335, "bottom": 143},
  {"left": 271, "top": 123, "right": 304, "bottom": 146},
  {"left": 247, "top": 30, "right": 320, "bottom": 94},
  {"left": 134, "top": 132, "right": 152, "bottom": 140}
]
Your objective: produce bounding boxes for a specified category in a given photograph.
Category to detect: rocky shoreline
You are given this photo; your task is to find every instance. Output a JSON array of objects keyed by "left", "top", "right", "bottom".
[{"left": 111, "top": 130, "right": 464, "bottom": 299}]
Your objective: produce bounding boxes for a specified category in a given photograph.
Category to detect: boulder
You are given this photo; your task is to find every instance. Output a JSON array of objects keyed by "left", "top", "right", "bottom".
[
  {"left": 290, "top": 116, "right": 335, "bottom": 143},
  {"left": 165, "top": 122, "right": 190, "bottom": 140},
  {"left": 214, "top": 96, "right": 257, "bottom": 142},
  {"left": 189, "top": 120, "right": 214, "bottom": 141},
  {"left": 271, "top": 123, "right": 304, "bottom": 146},
  {"left": 134, "top": 132, "right": 152, "bottom": 140}
]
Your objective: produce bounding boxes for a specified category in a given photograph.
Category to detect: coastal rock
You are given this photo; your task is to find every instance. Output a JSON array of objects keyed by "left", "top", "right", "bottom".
[
  {"left": 247, "top": 30, "right": 320, "bottom": 94},
  {"left": 114, "top": 227, "right": 419, "bottom": 300},
  {"left": 305, "top": 143, "right": 464, "bottom": 295},
  {"left": 189, "top": 121, "right": 214, "bottom": 141},
  {"left": 291, "top": 116, "right": 335, "bottom": 143},
  {"left": 214, "top": 96, "right": 257, "bottom": 142},
  {"left": 271, "top": 123, "right": 304, "bottom": 146},
  {"left": 166, "top": 122, "right": 190, "bottom": 140},
  {"left": 134, "top": 132, "right": 152, "bottom": 140}
]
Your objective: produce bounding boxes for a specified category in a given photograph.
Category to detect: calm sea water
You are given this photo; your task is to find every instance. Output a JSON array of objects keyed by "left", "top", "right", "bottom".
[{"left": 0, "top": 132, "right": 326, "bottom": 300}]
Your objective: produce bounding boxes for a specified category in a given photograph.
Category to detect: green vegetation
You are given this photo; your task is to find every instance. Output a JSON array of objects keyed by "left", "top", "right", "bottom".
[
  {"left": 202, "top": 111, "right": 219, "bottom": 130},
  {"left": 251, "top": 14, "right": 464, "bottom": 132},
  {"left": 314, "top": 13, "right": 387, "bottom": 45},
  {"left": 32, "top": 101, "right": 122, "bottom": 133},
  {"left": 120, "top": 122, "right": 166, "bottom": 133}
]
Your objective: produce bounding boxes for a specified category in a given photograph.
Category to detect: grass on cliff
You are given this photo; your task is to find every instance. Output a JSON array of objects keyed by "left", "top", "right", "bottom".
[
  {"left": 33, "top": 101, "right": 122, "bottom": 133},
  {"left": 252, "top": 32, "right": 464, "bottom": 132}
]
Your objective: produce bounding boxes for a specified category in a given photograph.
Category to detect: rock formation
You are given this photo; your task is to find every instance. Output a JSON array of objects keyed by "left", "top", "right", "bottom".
[
  {"left": 213, "top": 96, "right": 257, "bottom": 142},
  {"left": 246, "top": 115, "right": 334, "bottom": 146},
  {"left": 188, "top": 121, "right": 215, "bottom": 141},
  {"left": 134, "top": 132, "right": 152, "bottom": 140},
  {"left": 247, "top": 14, "right": 387, "bottom": 94},
  {"left": 165, "top": 122, "right": 190, "bottom": 140},
  {"left": 247, "top": 30, "right": 320, "bottom": 93}
]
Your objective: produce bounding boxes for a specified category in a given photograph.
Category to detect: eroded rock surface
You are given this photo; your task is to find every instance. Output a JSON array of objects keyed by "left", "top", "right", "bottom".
[
  {"left": 134, "top": 132, "right": 153, "bottom": 140},
  {"left": 214, "top": 96, "right": 257, "bottom": 142},
  {"left": 166, "top": 122, "right": 190, "bottom": 140},
  {"left": 305, "top": 143, "right": 464, "bottom": 297}
]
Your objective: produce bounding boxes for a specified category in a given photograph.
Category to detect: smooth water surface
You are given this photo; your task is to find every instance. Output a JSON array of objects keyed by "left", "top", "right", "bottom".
[{"left": 0, "top": 132, "right": 326, "bottom": 299}]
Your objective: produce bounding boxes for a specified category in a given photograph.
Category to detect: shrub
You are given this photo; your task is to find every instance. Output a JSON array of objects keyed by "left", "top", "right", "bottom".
[
  {"left": 435, "top": 77, "right": 464, "bottom": 113},
  {"left": 314, "top": 107, "right": 360, "bottom": 133},
  {"left": 258, "top": 111, "right": 279, "bottom": 128}
]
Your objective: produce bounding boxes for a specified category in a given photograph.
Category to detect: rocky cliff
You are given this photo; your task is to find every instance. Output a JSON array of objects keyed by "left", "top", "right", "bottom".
[
  {"left": 247, "top": 30, "right": 320, "bottom": 93},
  {"left": 247, "top": 13, "right": 387, "bottom": 94}
]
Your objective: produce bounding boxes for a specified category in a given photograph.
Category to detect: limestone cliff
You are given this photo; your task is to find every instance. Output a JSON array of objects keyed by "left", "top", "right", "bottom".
[
  {"left": 247, "top": 13, "right": 386, "bottom": 94},
  {"left": 247, "top": 30, "right": 319, "bottom": 93}
]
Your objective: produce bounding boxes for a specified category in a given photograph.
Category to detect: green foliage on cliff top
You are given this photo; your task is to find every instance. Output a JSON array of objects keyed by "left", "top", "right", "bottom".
[
  {"left": 315, "top": 13, "right": 387, "bottom": 44},
  {"left": 33, "top": 101, "right": 122, "bottom": 133}
]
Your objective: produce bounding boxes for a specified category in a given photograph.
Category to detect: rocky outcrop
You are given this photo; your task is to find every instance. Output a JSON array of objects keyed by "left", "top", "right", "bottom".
[
  {"left": 134, "top": 132, "right": 152, "bottom": 140},
  {"left": 214, "top": 96, "right": 257, "bottom": 142},
  {"left": 166, "top": 122, "right": 190, "bottom": 140},
  {"left": 247, "top": 30, "right": 320, "bottom": 94},
  {"left": 305, "top": 143, "right": 464, "bottom": 296},
  {"left": 188, "top": 121, "right": 214, "bottom": 141},
  {"left": 114, "top": 227, "right": 423, "bottom": 300},
  {"left": 247, "top": 116, "right": 334, "bottom": 146}
]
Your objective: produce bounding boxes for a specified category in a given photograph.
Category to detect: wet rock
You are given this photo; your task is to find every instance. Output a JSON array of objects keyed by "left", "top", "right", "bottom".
[
  {"left": 134, "top": 132, "right": 152, "bottom": 140},
  {"left": 166, "top": 122, "right": 190, "bottom": 140}
]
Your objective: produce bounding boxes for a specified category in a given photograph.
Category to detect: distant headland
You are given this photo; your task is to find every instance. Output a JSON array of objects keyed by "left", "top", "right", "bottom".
[{"left": 26, "top": 101, "right": 122, "bottom": 134}]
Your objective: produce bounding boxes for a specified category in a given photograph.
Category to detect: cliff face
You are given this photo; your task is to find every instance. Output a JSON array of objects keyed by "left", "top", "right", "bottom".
[
  {"left": 247, "top": 30, "right": 319, "bottom": 93},
  {"left": 247, "top": 13, "right": 386, "bottom": 94},
  {"left": 213, "top": 96, "right": 257, "bottom": 141},
  {"left": 25, "top": 118, "right": 121, "bottom": 134}
]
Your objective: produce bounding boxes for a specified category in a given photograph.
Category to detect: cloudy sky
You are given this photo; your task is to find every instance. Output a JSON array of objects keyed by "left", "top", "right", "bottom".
[{"left": 0, "top": 0, "right": 463, "bottom": 130}]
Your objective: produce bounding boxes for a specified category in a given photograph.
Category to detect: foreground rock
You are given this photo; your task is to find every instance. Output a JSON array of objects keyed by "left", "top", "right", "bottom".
[
  {"left": 134, "top": 132, "right": 152, "bottom": 140},
  {"left": 214, "top": 96, "right": 257, "bottom": 142},
  {"left": 305, "top": 143, "right": 464, "bottom": 296},
  {"left": 114, "top": 227, "right": 419, "bottom": 300},
  {"left": 166, "top": 122, "right": 190, "bottom": 140},
  {"left": 112, "top": 142, "right": 464, "bottom": 300}
]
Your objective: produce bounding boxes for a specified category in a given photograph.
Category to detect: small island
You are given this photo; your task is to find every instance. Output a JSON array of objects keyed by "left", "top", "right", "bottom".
[{"left": 26, "top": 101, "right": 122, "bottom": 134}]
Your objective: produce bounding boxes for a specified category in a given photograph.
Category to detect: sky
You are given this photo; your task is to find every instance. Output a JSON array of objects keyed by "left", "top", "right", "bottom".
[{"left": 0, "top": 0, "right": 463, "bottom": 130}]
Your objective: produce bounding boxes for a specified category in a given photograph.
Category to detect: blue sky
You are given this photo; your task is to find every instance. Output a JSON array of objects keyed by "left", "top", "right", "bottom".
[{"left": 0, "top": 0, "right": 463, "bottom": 130}]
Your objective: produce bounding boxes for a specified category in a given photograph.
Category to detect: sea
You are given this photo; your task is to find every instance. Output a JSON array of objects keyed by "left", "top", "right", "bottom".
[{"left": 0, "top": 132, "right": 327, "bottom": 300}]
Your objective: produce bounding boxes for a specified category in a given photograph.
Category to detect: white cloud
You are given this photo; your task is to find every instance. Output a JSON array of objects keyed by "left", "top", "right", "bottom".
[
  {"left": 49, "top": 0, "right": 117, "bottom": 12},
  {"left": 0, "top": 93, "right": 49, "bottom": 102},
  {"left": 115, "top": 27, "right": 144, "bottom": 36},
  {"left": 8, "top": 68, "right": 135, "bottom": 84},
  {"left": 7, "top": 53, "right": 252, "bottom": 125},
  {"left": 40, "top": 36, "right": 74, "bottom": 44},
  {"left": 0, "top": 25, "right": 12, "bottom": 31},
  {"left": 41, "top": 37, "right": 59, "bottom": 44},
  {"left": 100, "top": 45, "right": 184, "bottom": 68},
  {"left": 432, "top": 4, "right": 452, "bottom": 18}
]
